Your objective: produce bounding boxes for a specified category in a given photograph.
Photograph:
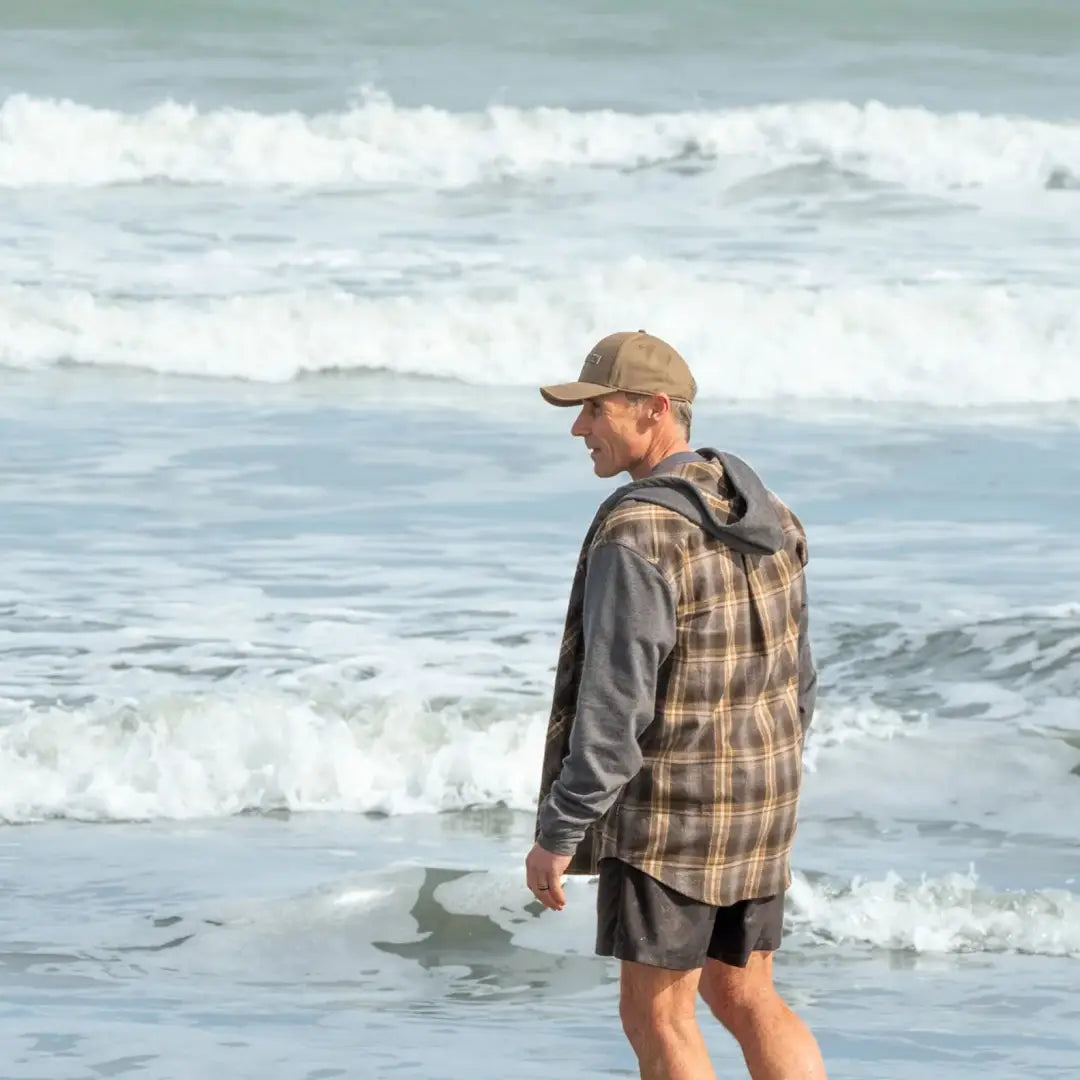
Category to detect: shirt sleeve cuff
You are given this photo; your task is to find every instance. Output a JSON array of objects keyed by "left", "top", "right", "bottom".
[{"left": 535, "top": 824, "right": 585, "bottom": 856}]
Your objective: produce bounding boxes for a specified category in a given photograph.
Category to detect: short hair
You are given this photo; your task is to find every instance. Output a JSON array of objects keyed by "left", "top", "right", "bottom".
[
  {"left": 624, "top": 392, "right": 693, "bottom": 439},
  {"left": 672, "top": 399, "right": 693, "bottom": 439}
]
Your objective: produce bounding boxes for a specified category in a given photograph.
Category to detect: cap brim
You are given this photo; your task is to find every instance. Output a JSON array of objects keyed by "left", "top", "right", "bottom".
[{"left": 538, "top": 381, "right": 615, "bottom": 407}]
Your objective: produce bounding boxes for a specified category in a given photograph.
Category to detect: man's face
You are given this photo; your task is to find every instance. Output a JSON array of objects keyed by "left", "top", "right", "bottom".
[{"left": 570, "top": 393, "right": 647, "bottom": 478}]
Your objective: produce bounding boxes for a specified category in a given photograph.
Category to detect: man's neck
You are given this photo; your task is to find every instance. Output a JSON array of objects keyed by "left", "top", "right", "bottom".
[{"left": 628, "top": 437, "right": 694, "bottom": 480}]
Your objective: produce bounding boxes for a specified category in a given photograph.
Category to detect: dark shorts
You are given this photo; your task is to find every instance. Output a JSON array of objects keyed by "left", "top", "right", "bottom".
[{"left": 595, "top": 858, "right": 785, "bottom": 971}]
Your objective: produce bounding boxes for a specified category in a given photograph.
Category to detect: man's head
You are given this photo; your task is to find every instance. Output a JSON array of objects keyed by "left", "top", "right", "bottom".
[{"left": 539, "top": 330, "right": 696, "bottom": 479}]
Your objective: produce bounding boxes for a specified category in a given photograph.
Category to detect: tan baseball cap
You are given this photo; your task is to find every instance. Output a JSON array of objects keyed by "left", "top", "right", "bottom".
[{"left": 539, "top": 330, "right": 697, "bottom": 407}]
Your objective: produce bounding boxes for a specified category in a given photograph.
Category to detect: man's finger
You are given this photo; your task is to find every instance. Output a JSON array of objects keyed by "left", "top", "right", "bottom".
[
  {"left": 530, "top": 878, "right": 565, "bottom": 912},
  {"left": 530, "top": 879, "right": 557, "bottom": 911},
  {"left": 535, "top": 884, "right": 559, "bottom": 911},
  {"left": 547, "top": 876, "right": 567, "bottom": 910}
]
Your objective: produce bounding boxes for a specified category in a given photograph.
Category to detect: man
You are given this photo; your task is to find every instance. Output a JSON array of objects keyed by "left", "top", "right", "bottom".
[{"left": 525, "top": 331, "right": 827, "bottom": 1080}]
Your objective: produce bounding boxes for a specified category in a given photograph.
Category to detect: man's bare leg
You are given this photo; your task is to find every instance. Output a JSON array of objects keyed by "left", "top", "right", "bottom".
[
  {"left": 620, "top": 960, "right": 716, "bottom": 1080},
  {"left": 698, "top": 952, "right": 826, "bottom": 1080}
]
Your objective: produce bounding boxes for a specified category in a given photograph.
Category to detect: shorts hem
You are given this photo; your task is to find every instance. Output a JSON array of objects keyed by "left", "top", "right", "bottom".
[
  {"left": 596, "top": 939, "right": 707, "bottom": 972},
  {"left": 708, "top": 942, "right": 779, "bottom": 969}
]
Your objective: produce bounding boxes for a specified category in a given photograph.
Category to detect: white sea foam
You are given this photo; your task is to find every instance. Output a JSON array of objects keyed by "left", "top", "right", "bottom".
[
  {"left": 0, "top": 690, "right": 918, "bottom": 824},
  {"left": 3, "top": 270, "right": 1079, "bottom": 404},
  {"left": 1, "top": 92, "right": 1077, "bottom": 191},
  {"left": 802, "top": 702, "right": 925, "bottom": 772},
  {"left": 788, "top": 869, "right": 1080, "bottom": 957},
  {"left": 0, "top": 688, "right": 550, "bottom": 823}
]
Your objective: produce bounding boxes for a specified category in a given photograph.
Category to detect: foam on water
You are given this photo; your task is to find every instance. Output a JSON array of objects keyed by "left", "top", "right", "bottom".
[
  {"left": 788, "top": 869, "right": 1080, "bottom": 958},
  {"left": 0, "top": 688, "right": 549, "bottom": 823},
  {"left": 334, "top": 865, "right": 1080, "bottom": 961},
  {"left": 801, "top": 703, "right": 925, "bottom": 772},
  {"left": 110, "top": 863, "right": 1080, "bottom": 981},
  {"left": 2, "top": 92, "right": 1078, "bottom": 191},
  {"left": 3, "top": 271, "right": 1079, "bottom": 404},
  {"left": 0, "top": 690, "right": 917, "bottom": 824}
]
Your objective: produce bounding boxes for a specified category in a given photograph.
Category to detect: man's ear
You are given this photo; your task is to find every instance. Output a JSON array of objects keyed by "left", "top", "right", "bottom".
[{"left": 649, "top": 394, "right": 672, "bottom": 422}]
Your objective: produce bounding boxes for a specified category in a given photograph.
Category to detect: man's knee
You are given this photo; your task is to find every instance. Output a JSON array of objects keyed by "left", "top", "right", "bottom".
[
  {"left": 699, "top": 951, "right": 778, "bottom": 1035},
  {"left": 619, "top": 960, "right": 700, "bottom": 1051},
  {"left": 619, "top": 992, "right": 656, "bottom": 1052}
]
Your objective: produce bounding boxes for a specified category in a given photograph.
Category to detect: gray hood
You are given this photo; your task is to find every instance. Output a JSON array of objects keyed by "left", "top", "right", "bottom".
[{"left": 619, "top": 447, "right": 786, "bottom": 555}]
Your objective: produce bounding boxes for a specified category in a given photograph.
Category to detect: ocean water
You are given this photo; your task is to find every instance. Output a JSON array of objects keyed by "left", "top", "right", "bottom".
[{"left": 2, "top": 2, "right": 1080, "bottom": 1078}]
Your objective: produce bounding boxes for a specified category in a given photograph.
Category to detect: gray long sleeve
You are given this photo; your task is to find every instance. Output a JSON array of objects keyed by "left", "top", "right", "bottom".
[{"left": 537, "top": 541, "right": 677, "bottom": 855}]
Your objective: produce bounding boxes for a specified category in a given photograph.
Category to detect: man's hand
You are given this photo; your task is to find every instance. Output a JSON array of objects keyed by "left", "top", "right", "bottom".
[{"left": 524, "top": 843, "right": 572, "bottom": 911}]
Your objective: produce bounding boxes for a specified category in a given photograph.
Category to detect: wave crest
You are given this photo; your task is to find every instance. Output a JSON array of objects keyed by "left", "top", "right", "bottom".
[{"left": 2, "top": 91, "right": 1078, "bottom": 190}]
